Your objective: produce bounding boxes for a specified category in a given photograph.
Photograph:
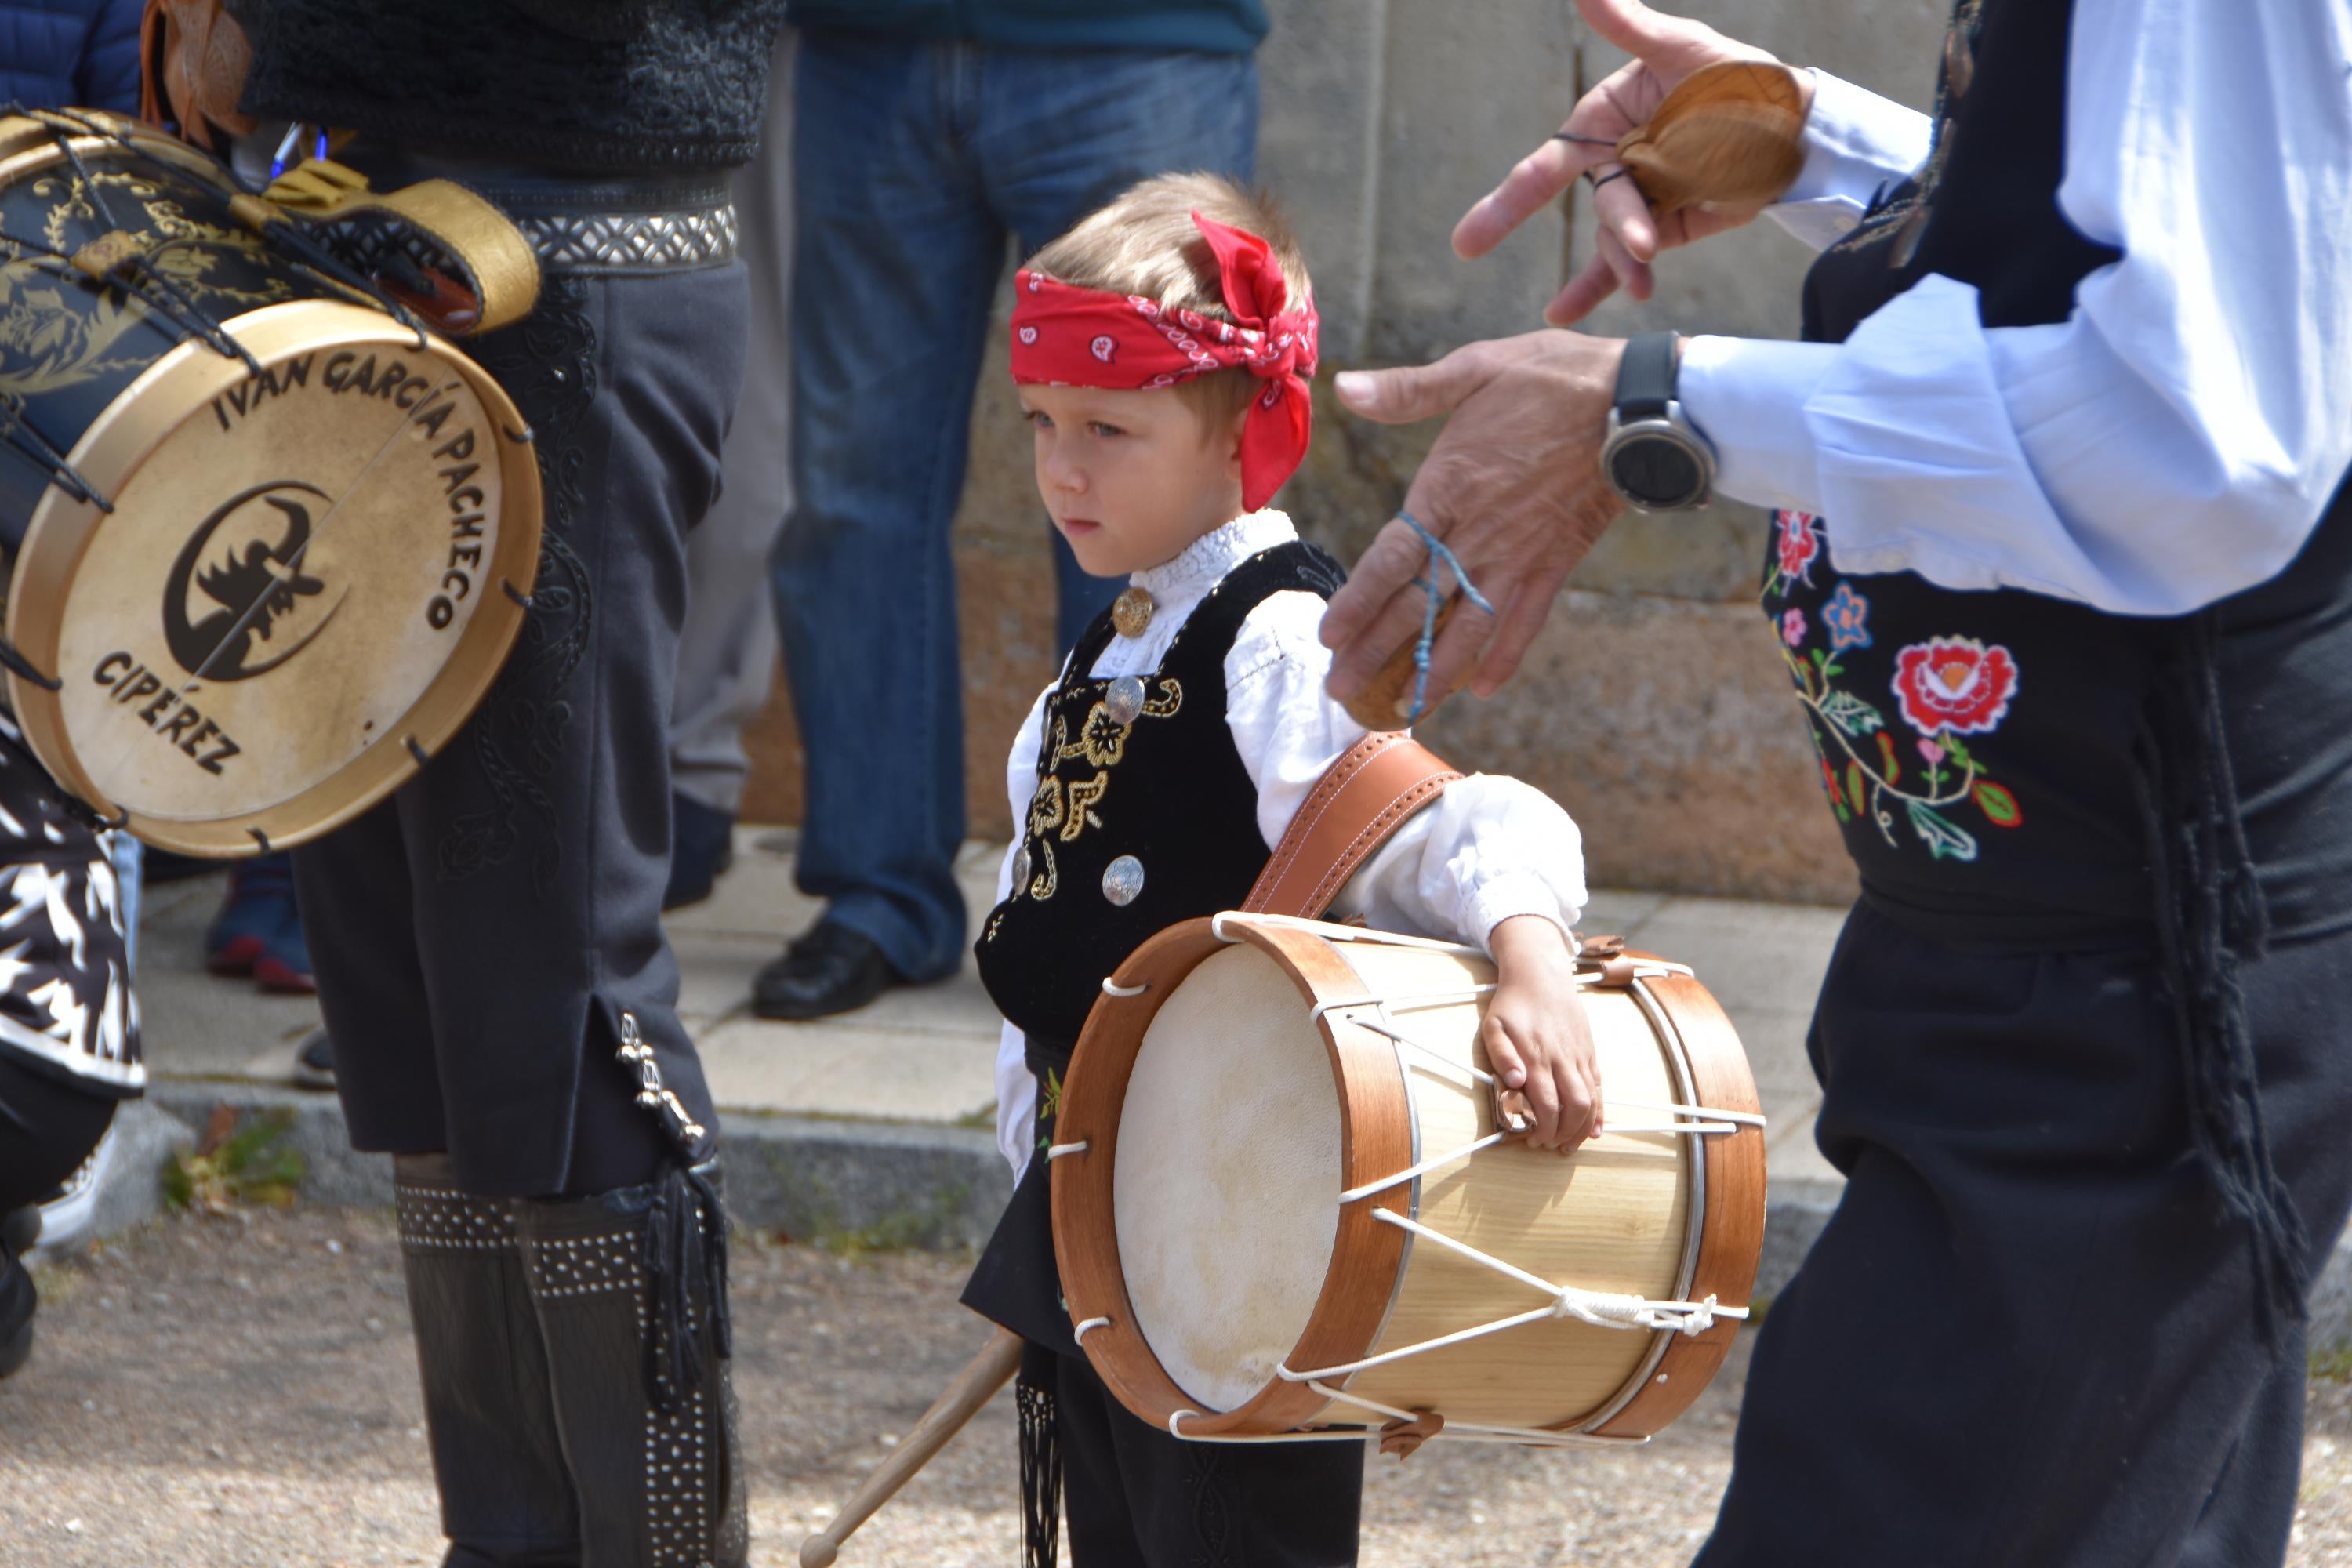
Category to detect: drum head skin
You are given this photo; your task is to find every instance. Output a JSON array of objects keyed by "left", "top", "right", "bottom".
[
  {"left": 1116, "top": 942, "right": 1345, "bottom": 1412},
  {"left": 5, "top": 299, "right": 539, "bottom": 854},
  {"left": 1054, "top": 914, "right": 1767, "bottom": 1444}
]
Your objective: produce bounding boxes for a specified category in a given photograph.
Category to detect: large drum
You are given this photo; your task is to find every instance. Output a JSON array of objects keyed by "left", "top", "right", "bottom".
[
  {"left": 0, "top": 109, "right": 539, "bottom": 855},
  {"left": 1051, "top": 913, "right": 1766, "bottom": 1450}
]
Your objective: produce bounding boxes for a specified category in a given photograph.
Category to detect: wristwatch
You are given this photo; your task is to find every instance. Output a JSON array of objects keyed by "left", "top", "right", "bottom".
[{"left": 1599, "top": 330, "right": 1716, "bottom": 513}]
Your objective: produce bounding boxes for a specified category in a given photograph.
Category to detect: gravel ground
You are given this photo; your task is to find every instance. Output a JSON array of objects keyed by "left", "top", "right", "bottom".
[{"left": 1, "top": 1209, "right": 2347, "bottom": 1566}]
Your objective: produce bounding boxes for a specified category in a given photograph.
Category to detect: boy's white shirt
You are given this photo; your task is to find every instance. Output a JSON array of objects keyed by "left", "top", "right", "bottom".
[{"left": 989, "top": 509, "right": 1588, "bottom": 1179}]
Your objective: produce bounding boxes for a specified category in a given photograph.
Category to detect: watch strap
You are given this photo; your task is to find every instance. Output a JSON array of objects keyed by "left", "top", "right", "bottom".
[{"left": 1616, "top": 330, "right": 1679, "bottom": 421}]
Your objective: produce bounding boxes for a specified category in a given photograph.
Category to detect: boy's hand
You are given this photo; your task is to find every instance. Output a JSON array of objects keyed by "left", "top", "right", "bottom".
[{"left": 1481, "top": 915, "right": 1602, "bottom": 1152}]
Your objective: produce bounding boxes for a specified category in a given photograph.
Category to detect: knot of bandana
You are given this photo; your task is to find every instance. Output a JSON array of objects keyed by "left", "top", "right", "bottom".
[{"left": 1009, "top": 209, "right": 1319, "bottom": 511}]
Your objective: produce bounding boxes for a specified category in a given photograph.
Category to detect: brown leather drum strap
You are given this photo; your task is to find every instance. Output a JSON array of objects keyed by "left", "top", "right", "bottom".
[{"left": 1241, "top": 732, "right": 1462, "bottom": 920}]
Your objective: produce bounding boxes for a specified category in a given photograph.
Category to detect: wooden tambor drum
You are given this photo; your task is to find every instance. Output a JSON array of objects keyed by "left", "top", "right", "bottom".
[
  {"left": 1051, "top": 913, "right": 1766, "bottom": 1449},
  {"left": 0, "top": 111, "right": 539, "bottom": 855}
]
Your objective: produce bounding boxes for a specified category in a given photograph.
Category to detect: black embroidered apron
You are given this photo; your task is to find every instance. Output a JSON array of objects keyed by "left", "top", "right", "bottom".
[{"left": 1701, "top": 4, "right": 2352, "bottom": 1563}]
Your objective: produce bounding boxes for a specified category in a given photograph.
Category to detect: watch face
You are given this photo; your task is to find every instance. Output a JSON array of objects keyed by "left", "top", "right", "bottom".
[{"left": 1609, "top": 431, "right": 1708, "bottom": 510}]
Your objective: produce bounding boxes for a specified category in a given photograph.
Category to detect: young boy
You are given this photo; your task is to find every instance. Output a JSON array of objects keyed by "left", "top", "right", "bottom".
[{"left": 960, "top": 172, "right": 1598, "bottom": 1566}]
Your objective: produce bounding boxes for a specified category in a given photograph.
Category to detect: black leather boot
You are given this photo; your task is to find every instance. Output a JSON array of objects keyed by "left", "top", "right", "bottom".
[
  {"left": 514, "top": 1164, "right": 747, "bottom": 1568},
  {"left": 393, "top": 1155, "right": 583, "bottom": 1568}
]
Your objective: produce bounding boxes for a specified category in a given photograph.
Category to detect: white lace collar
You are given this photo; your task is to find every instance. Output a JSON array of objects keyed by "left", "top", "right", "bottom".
[{"left": 1130, "top": 509, "right": 1298, "bottom": 605}]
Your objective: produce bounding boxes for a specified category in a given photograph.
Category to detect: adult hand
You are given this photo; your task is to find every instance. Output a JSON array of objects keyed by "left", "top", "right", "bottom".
[
  {"left": 1321, "top": 332, "right": 1627, "bottom": 704},
  {"left": 1454, "top": 0, "right": 1813, "bottom": 325}
]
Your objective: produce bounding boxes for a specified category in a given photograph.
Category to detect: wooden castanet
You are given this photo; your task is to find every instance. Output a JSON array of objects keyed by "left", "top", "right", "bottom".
[
  {"left": 1051, "top": 915, "right": 1766, "bottom": 1446},
  {"left": 1615, "top": 60, "right": 1809, "bottom": 215},
  {"left": 797, "top": 1327, "right": 1025, "bottom": 1568}
]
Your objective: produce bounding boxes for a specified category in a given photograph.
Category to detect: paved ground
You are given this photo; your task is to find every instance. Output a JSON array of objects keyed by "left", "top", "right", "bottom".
[
  {"left": 137, "top": 829, "right": 1849, "bottom": 1184},
  {"left": 6, "top": 1207, "right": 2349, "bottom": 1568}
]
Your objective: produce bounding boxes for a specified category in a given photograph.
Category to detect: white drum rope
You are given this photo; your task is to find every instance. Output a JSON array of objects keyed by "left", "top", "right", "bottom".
[
  {"left": 1073, "top": 1316, "right": 1112, "bottom": 1343},
  {"left": 1607, "top": 1098, "right": 1767, "bottom": 1129},
  {"left": 1300, "top": 1380, "right": 1644, "bottom": 1450},
  {"left": 1331, "top": 1003, "right": 1765, "bottom": 1149},
  {"left": 1047, "top": 1141, "right": 1090, "bottom": 1160},
  {"left": 1210, "top": 911, "right": 1483, "bottom": 956},
  {"left": 1100, "top": 978, "right": 1150, "bottom": 997}
]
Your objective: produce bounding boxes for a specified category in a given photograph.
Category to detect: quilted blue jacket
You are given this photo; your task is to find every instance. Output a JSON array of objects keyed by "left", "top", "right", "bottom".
[{"left": 0, "top": 0, "right": 143, "bottom": 114}]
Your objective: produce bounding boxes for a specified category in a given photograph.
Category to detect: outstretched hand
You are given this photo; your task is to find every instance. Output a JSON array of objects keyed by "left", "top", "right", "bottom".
[
  {"left": 1321, "top": 332, "right": 1626, "bottom": 704},
  {"left": 1454, "top": 0, "right": 1813, "bottom": 325}
]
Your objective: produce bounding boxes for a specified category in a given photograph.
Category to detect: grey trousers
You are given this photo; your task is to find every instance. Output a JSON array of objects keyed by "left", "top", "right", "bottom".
[
  {"left": 295, "top": 263, "right": 749, "bottom": 1196},
  {"left": 671, "top": 28, "right": 793, "bottom": 818}
]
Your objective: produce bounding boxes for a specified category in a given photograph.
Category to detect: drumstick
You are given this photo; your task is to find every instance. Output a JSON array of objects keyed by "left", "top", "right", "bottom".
[{"left": 798, "top": 1325, "right": 1026, "bottom": 1568}]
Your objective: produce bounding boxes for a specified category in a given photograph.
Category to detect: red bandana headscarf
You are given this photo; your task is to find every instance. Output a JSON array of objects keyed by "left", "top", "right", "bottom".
[{"left": 1008, "top": 210, "right": 1319, "bottom": 512}]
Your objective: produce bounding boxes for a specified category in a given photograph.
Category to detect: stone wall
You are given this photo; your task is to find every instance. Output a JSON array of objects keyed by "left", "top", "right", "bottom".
[{"left": 742, "top": 0, "right": 1951, "bottom": 904}]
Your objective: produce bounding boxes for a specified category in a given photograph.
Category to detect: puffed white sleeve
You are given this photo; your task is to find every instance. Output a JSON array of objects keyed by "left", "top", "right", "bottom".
[
  {"left": 1766, "top": 68, "right": 1936, "bottom": 252},
  {"left": 1681, "top": 0, "right": 2352, "bottom": 615},
  {"left": 1223, "top": 593, "right": 1588, "bottom": 951},
  {"left": 993, "top": 681, "right": 1054, "bottom": 1181}
]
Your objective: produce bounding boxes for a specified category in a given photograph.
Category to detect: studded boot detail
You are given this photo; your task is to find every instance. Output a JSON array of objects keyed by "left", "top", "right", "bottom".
[
  {"left": 392, "top": 1155, "right": 583, "bottom": 1568},
  {"left": 514, "top": 1164, "right": 747, "bottom": 1568}
]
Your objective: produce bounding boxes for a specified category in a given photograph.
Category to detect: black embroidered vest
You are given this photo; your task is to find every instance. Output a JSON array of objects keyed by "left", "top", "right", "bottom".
[
  {"left": 1769, "top": 0, "right": 2352, "bottom": 948},
  {"left": 976, "top": 540, "right": 1343, "bottom": 1062}
]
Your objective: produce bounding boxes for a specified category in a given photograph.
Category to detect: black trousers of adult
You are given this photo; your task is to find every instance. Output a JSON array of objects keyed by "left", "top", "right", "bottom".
[
  {"left": 292, "top": 263, "right": 748, "bottom": 1198},
  {"left": 1696, "top": 906, "right": 2352, "bottom": 1567},
  {"left": 0, "top": 1056, "right": 114, "bottom": 1214},
  {"left": 1049, "top": 1347, "right": 1363, "bottom": 1567}
]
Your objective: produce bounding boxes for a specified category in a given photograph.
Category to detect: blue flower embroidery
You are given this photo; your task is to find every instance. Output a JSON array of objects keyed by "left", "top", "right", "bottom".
[{"left": 1822, "top": 582, "right": 1872, "bottom": 652}]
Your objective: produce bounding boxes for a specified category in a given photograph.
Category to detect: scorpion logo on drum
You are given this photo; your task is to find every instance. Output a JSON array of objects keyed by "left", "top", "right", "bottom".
[{"left": 160, "top": 480, "right": 347, "bottom": 682}]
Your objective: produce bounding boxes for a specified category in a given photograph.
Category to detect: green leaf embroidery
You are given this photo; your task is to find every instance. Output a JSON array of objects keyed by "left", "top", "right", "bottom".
[
  {"left": 1875, "top": 731, "right": 1903, "bottom": 786},
  {"left": 1941, "top": 734, "right": 1978, "bottom": 770},
  {"left": 1845, "top": 760, "right": 1867, "bottom": 815},
  {"left": 1973, "top": 779, "right": 2024, "bottom": 827},
  {"left": 1819, "top": 690, "right": 1886, "bottom": 737},
  {"left": 1905, "top": 800, "right": 1980, "bottom": 862}
]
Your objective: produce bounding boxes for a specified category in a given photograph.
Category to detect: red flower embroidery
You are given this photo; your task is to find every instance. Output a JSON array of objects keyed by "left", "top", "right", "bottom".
[
  {"left": 1775, "top": 510, "right": 1820, "bottom": 586},
  {"left": 1893, "top": 638, "right": 2019, "bottom": 737}
]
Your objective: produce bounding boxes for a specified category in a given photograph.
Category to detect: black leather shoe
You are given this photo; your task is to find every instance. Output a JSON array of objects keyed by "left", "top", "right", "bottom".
[
  {"left": 291, "top": 1028, "right": 335, "bottom": 1091},
  {"left": 750, "top": 920, "right": 901, "bottom": 1021},
  {"left": 662, "top": 793, "right": 736, "bottom": 912},
  {"left": 1, "top": 1206, "right": 38, "bottom": 1258}
]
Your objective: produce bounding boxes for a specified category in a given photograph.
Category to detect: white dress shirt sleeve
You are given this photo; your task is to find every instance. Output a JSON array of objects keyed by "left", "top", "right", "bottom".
[
  {"left": 1765, "top": 68, "right": 1934, "bottom": 252},
  {"left": 992, "top": 682, "right": 1054, "bottom": 1180},
  {"left": 1678, "top": 0, "right": 2352, "bottom": 616},
  {"left": 1224, "top": 593, "right": 1588, "bottom": 950}
]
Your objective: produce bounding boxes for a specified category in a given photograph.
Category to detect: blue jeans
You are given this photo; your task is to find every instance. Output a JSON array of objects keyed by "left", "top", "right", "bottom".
[{"left": 775, "top": 34, "right": 1258, "bottom": 982}]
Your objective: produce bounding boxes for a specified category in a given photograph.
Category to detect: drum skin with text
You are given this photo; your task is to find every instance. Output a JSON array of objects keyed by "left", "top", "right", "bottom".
[
  {"left": 1051, "top": 913, "right": 1766, "bottom": 1450},
  {"left": 0, "top": 109, "right": 539, "bottom": 855}
]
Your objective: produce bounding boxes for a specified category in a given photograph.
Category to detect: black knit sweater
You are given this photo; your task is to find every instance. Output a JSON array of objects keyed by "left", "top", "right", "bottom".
[{"left": 227, "top": 0, "right": 786, "bottom": 172}]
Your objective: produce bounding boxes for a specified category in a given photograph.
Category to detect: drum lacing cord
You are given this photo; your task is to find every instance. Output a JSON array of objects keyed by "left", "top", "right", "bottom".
[
  {"left": 1280, "top": 1207, "right": 1739, "bottom": 1378},
  {"left": 1163, "top": 1381, "right": 1644, "bottom": 1450},
  {"left": 0, "top": 107, "right": 267, "bottom": 379},
  {"left": 12, "top": 106, "right": 430, "bottom": 355},
  {"left": 0, "top": 396, "right": 111, "bottom": 513},
  {"left": 2131, "top": 612, "right": 2308, "bottom": 1346}
]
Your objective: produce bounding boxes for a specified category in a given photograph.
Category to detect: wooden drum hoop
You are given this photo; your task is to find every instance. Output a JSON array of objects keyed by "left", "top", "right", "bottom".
[
  {"left": 1051, "top": 912, "right": 1767, "bottom": 1448},
  {"left": 0, "top": 114, "right": 541, "bottom": 855}
]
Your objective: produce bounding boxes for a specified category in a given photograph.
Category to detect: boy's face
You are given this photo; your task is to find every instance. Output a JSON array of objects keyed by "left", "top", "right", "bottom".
[{"left": 1019, "top": 383, "right": 1250, "bottom": 578}]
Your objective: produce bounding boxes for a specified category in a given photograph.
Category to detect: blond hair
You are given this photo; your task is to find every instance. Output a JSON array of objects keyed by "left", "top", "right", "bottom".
[{"left": 1025, "top": 171, "right": 1312, "bottom": 434}]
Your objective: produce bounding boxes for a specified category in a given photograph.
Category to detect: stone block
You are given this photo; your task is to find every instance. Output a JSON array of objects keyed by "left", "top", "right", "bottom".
[
  {"left": 1258, "top": 0, "right": 1385, "bottom": 361},
  {"left": 1418, "top": 590, "right": 1858, "bottom": 905},
  {"left": 720, "top": 1112, "right": 1014, "bottom": 1252},
  {"left": 1367, "top": 0, "right": 1582, "bottom": 361}
]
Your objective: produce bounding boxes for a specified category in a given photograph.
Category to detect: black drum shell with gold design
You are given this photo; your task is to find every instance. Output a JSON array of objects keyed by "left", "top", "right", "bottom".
[{"left": 0, "top": 111, "right": 542, "bottom": 856}]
